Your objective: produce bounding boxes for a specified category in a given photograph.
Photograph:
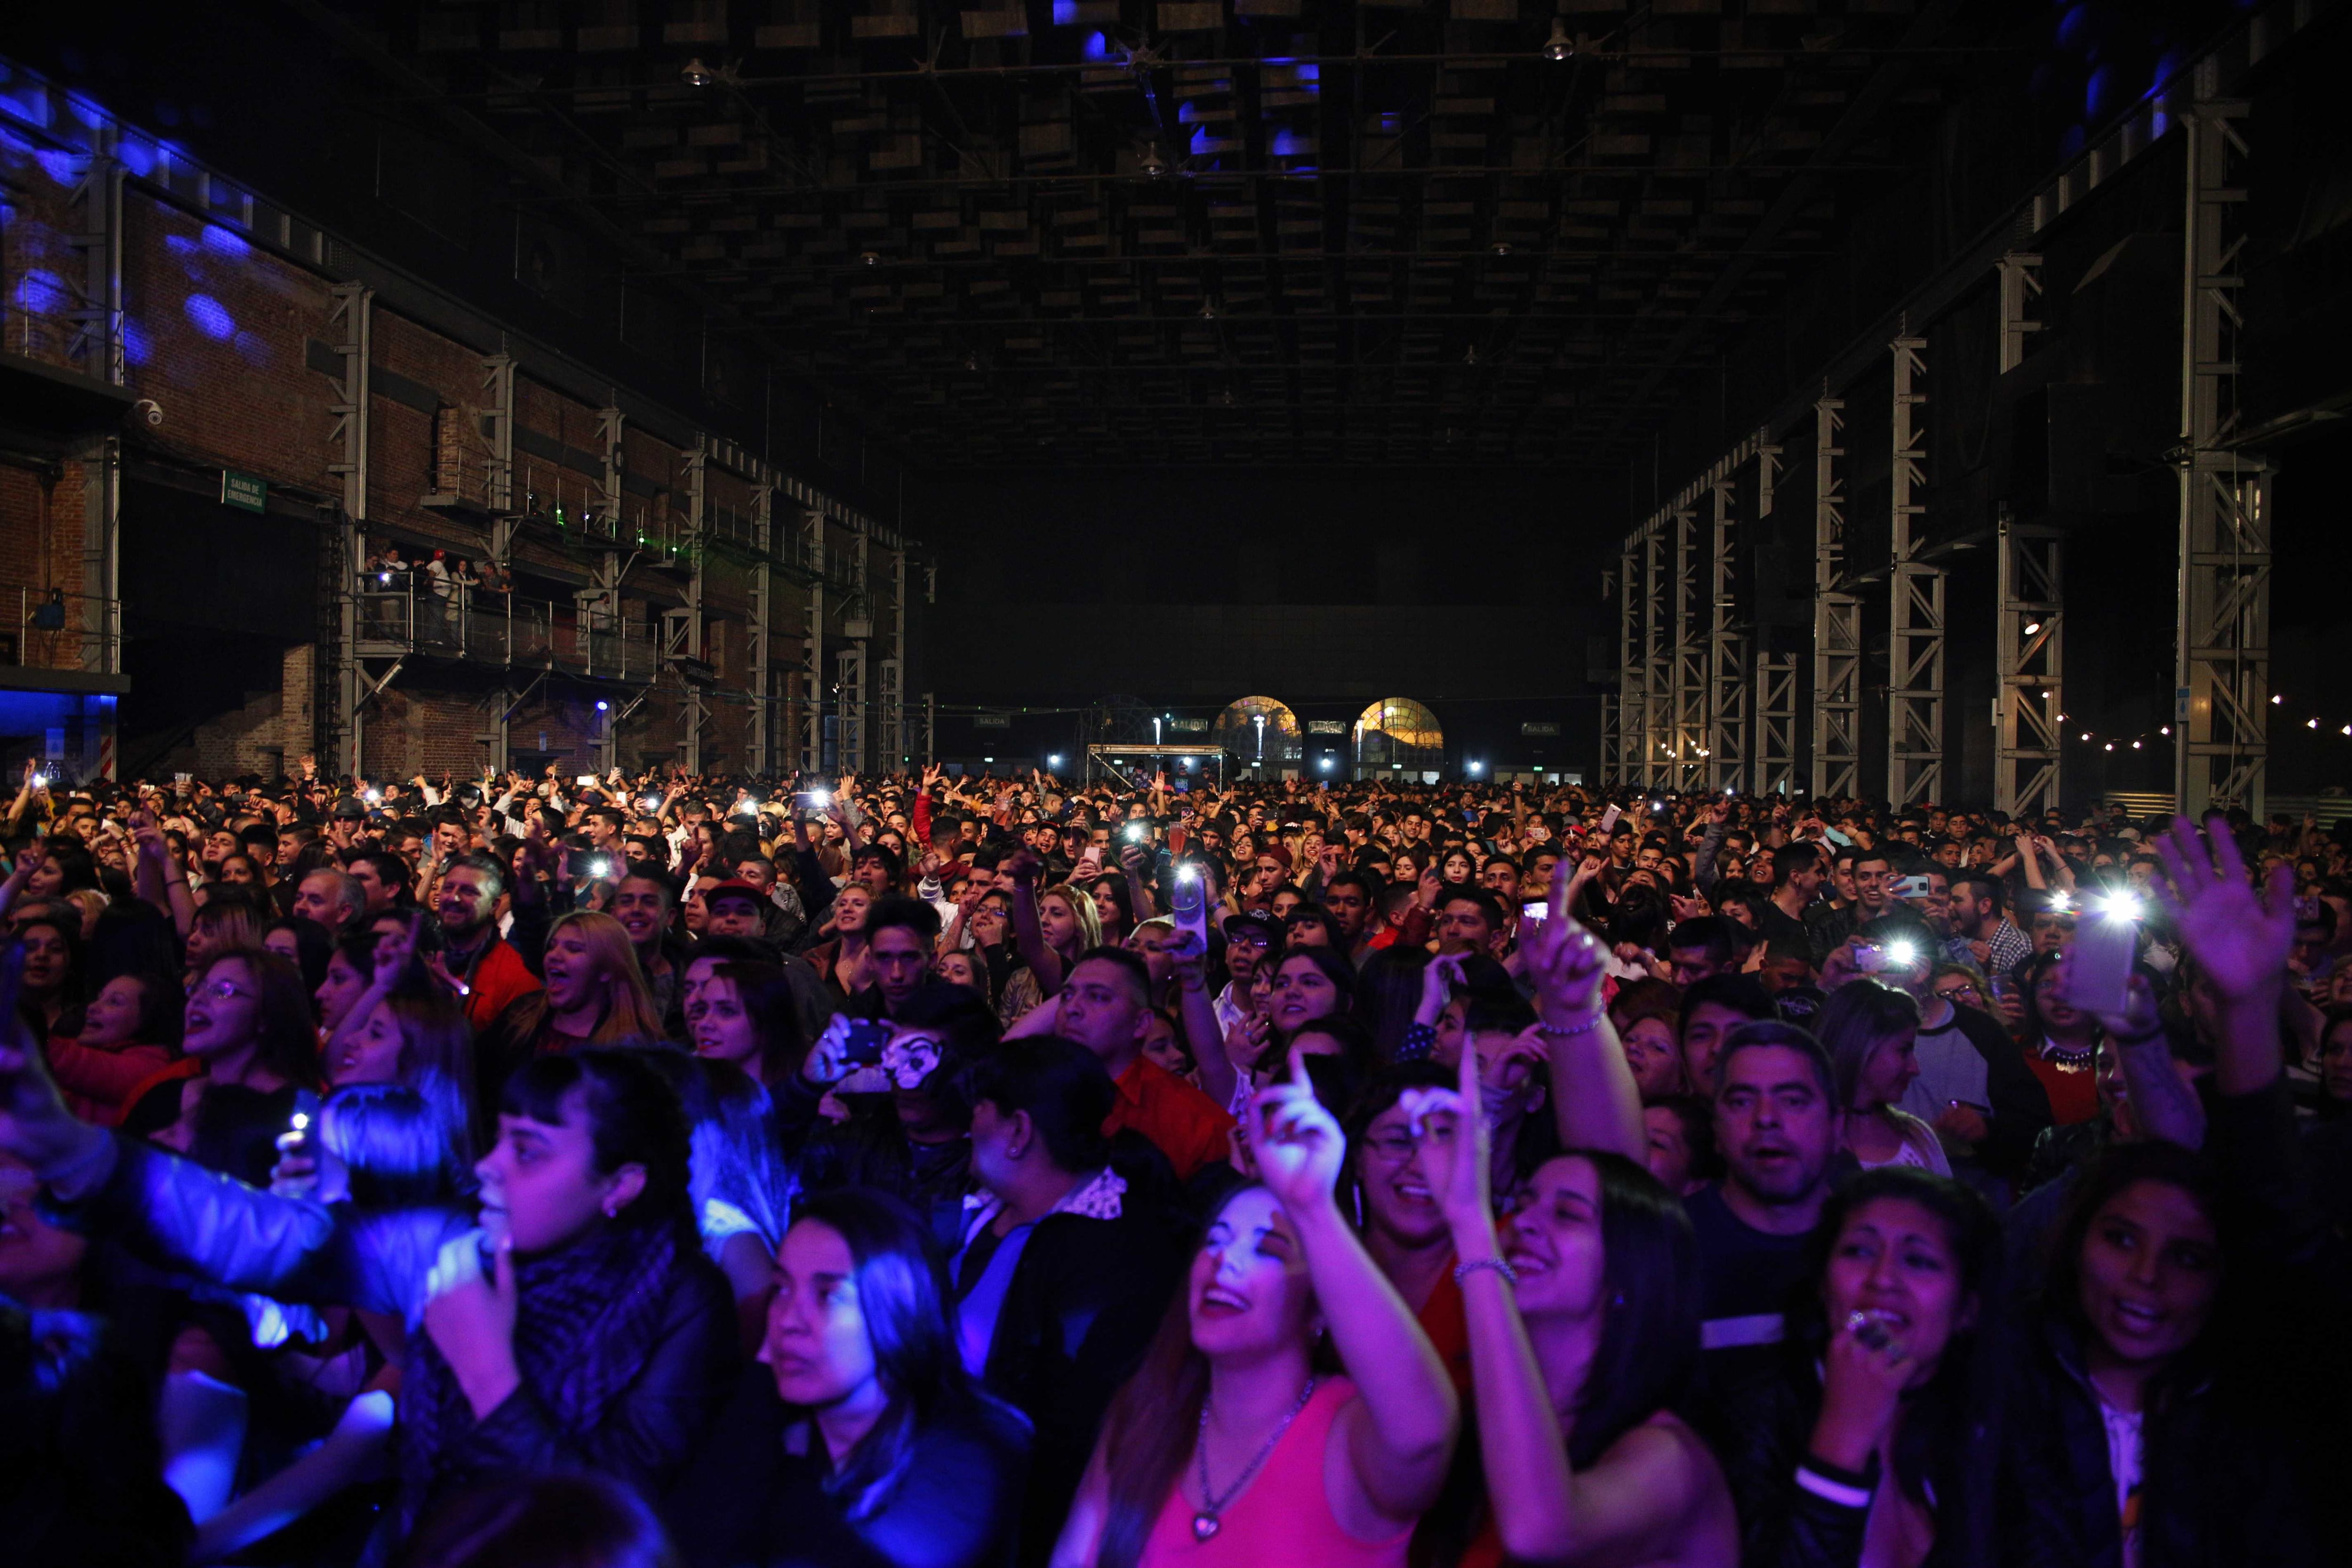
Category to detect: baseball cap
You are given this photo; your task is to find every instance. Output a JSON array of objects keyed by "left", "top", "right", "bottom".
[
  {"left": 1224, "top": 909, "right": 1283, "bottom": 947},
  {"left": 703, "top": 878, "right": 768, "bottom": 909}
]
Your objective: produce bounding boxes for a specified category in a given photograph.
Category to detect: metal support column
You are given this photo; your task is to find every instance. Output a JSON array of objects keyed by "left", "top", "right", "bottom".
[
  {"left": 1995, "top": 515, "right": 2065, "bottom": 817},
  {"left": 481, "top": 354, "right": 519, "bottom": 573},
  {"left": 673, "top": 441, "right": 708, "bottom": 772},
  {"left": 1671, "top": 504, "right": 1704, "bottom": 791},
  {"left": 1887, "top": 336, "right": 1945, "bottom": 806},
  {"left": 1641, "top": 517, "right": 1670, "bottom": 790},
  {"left": 66, "top": 148, "right": 124, "bottom": 684},
  {"left": 595, "top": 406, "right": 626, "bottom": 536},
  {"left": 1613, "top": 533, "right": 1641, "bottom": 786},
  {"left": 839, "top": 520, "right": 870, "bottom": 774},
  {"left": 879, "top": 543, "right": 906, "bottom": 768},
  {"left": 1811, "top": 398, "right": 1861, "bottom": 798},
  {"left": 748, "top": 481, "right": 776, "bottom": 777},
  {"left": 326, "top": 283, "right": 373, "bottom": 779},
  {"left": 923, "top": 692, "right": 937, "bottom": 767},
  {"left": 802, "top": 509, "right": 826, "bottom": 774},
  {"left": 1996, "top": 255, "right": 2044, "bottom": 375},
  {"left": 1707, "top": 477, "right": 1748, "bottom": 793},
  {"left": 1752, "top": 439, "right": 1796, "bottom": 795},
  {"left": 2174, "top": 91, "right": 2268, "bottom": 819}
]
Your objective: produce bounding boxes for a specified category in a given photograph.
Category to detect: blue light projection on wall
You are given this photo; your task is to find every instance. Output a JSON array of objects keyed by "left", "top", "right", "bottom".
[
  {"left": 13, "top": 269, "right": 67, "bottom": 319},
  {"left": 183, "top": 294, "right": 236, "bottom": 340}
]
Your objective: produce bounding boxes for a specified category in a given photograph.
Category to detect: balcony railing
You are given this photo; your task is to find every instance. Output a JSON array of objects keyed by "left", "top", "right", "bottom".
[{"left": 354, "top": 573, "right": 655, "bottom": 683}]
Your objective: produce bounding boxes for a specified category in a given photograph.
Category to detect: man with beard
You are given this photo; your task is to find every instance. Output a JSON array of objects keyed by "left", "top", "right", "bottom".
[
  {"left": 1683, "top": 1021, "right": 1843, "bottom": 1403},
  {"left": 435, "top": 852, "right": 544, "bottom": 1032}
]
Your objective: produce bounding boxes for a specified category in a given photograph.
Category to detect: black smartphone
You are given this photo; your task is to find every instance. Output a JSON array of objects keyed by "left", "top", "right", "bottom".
[{"left": 840, "top": 1018, "right": 892, "bottom": 1068}]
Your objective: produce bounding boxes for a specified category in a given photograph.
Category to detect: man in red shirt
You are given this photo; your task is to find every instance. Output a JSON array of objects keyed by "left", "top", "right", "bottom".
[
  {"left": 1054, "top": 947, "right": 1232, "bottom": 1180},
  {"left": 436, "top": 854, "right": 543, "bottom": 1033}
]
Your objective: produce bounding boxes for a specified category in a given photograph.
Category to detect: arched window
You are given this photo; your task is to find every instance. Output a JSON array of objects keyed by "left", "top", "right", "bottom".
[
  {"left": 1353, "top": 698, "right": 1445, "bottom": 778},
  {"left": 1214, "top": 696, "right": 1302, "bottom": 772}
]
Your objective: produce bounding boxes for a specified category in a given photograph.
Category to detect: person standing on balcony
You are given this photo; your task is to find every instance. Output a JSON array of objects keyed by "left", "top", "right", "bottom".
[{"left": 423, "top": 549, "right": 454, "bottom": 645}]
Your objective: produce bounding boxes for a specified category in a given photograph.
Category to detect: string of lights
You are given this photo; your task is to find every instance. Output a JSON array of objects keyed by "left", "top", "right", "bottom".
[{"left": 2060, "top": 692, "right": 2352, "bottom": 755}]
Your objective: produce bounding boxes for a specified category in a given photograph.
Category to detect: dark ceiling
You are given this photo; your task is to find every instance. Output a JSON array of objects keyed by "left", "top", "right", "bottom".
[{"left": 286, "top": 0, "right": 2005, "bottom": 470}]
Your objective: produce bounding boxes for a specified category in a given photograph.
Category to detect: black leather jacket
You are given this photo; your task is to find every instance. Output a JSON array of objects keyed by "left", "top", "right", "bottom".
[
  {"left": 1719, "top": 1352, "right": 1996, "bottom": 1568},
  {"left": 1997, "top": 1310, "right": 2314, "bottom": 1568}
]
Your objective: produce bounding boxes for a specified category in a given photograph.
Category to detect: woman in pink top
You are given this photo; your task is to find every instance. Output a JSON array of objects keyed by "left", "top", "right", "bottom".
[{"left": 1052, "top": 1050, "right": 1460, "bottom": 1568}]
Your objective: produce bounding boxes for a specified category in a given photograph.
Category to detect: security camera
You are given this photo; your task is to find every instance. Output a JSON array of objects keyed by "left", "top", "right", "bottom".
[{"left": 131, "top": 399, "right": 163, "bottom": 427}]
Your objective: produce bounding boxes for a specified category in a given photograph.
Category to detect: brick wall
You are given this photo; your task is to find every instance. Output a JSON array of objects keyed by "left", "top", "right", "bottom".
[{"left": 0, "top": 147, "right": 874, "bottom": 781}]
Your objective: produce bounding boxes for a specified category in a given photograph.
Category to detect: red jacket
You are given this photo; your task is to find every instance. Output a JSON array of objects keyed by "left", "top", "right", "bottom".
[{"left": 461, "top": 938, "right": 543, "bottom": 1035}]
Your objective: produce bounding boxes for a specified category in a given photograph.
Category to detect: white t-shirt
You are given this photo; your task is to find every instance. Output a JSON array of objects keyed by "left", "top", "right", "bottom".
[{"left": 2099, "top": 1398, "right": 2144, "bottom": 1568}]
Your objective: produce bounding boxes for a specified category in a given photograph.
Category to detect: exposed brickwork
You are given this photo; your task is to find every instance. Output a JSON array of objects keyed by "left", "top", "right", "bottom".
[{"left": 0, "top": 147, "right": 904, "bottom": 780}]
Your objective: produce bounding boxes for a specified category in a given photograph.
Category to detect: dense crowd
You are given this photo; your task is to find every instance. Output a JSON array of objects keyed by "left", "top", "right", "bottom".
[{"left": 0, "top": 757, "right": 2345, "bottom": 1568}]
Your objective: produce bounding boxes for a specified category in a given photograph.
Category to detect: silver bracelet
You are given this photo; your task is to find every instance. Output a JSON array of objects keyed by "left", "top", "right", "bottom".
[
  {"left": 1453, "top": 1256, "right": 1519, "bottom": 1288},
  {"left": 1535, "top": 1009, "right": 1606, "bottom": 1039}
]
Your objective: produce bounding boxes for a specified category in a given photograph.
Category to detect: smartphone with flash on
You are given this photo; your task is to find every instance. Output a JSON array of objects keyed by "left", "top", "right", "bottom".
[{"left": 2069, "top": 890, "right": 2144, "bottom": 1018}]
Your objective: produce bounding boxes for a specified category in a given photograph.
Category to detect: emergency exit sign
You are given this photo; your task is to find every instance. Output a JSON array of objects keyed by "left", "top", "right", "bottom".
[{"left": 221, "top": 470, "right": 269, "bottom": 514}]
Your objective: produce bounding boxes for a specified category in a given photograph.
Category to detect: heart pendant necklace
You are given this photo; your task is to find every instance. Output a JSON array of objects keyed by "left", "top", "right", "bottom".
[{"left": 1192, "top": 1376, "right": 1317, "bottom": 1544}]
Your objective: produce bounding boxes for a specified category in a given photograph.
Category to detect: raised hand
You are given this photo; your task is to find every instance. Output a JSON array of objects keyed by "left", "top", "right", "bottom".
[
  {"left": 1249, "top": 1048, "right": 1346, "bottom": 1215},
  {"left": 1414, "top": 1026, "right": 1488, "bottom": 1229},
  {"left": 1811, "top": 1307, "right": 1913, "bottom": 1470},
  {"left": 1518, "top": 898, "right": 1609, "bottom": 1026},
  {"left": 2150, "top": 815, "right": 2294, "bottom": 1003},
  {"left": 422, "top": 1233, "right": 521, "bottom": 1417}
]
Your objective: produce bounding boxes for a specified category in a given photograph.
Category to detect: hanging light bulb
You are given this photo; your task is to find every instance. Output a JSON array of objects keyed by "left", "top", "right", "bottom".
[
  {"left": 681, "top": 57, "right": 718, "bottom": 87},
  {"left": 2161, "top": 726, "right": 2171, "bottom": 735},
  {"left": 2023, "top": 620, "right": 2042, "bottom": 636},
  {"left": 2080, "top": 733, "right": 2091, "bottom": 742},
  {"left": 2131, "top": 740, "right": 2142, "bottom": 749},
  {"left": 1140, "top": 141, "right": 1169, "bottom": 178},
  {"left": 2104, "top": 742, "right": 2114, "bottom": 752},
  {"left": 1543, "top": 18, "right": 1575, "bottom": 61},
  {"left": 2272, "top": 693, "right": 2284, "bottom": 704},
  {"left": 2308, "top": 717, "right": 2320, "bottom": 728}
]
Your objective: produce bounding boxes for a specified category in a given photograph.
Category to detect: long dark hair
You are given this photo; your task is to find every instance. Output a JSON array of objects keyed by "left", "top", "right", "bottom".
[
  {"left": 1549, "top": 1150, "right": 1703, "bottom": 1468},
  {"left": 1790, "top": 1167, "right": 2002, "bottom": 1538},
  {"left": 1093, "top": 1181, "right": 1340, "bottom": 1568},
  {"left": 1815, "top": 978, "right": 1921, "bottom": 1111},
  {"left": 1350, "top": 944, "right": 1431, "bottom": 1064},
  {"left": 708, "top": 960, "right": 807, "bottom": 1082},
  {"left": 196, "top": 948, "right": 322, "bottom": 1089},
  {"left": 2042, "top": 1140, "right": 2224, "bottom": 1413},
  {"left": 786, "top": 1188, "right": 989, "bottom": 1519}
]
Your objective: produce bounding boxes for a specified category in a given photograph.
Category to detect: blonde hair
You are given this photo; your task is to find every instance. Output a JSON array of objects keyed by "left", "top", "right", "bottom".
[
  {"left": 1041, "top": 882, "right": 1103, "bottom": 957},
  {"left": 545, "top": 909, "right": 665, "bottom": 1042}
]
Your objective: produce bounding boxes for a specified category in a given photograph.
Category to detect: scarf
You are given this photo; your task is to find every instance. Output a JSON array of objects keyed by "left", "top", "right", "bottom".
[{"left": 393, "top": 1219, "right": 685, "bottom": 1541}]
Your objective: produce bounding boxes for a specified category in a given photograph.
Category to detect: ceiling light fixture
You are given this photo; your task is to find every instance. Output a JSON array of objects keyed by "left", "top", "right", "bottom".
[
  {"left": 1198, "top": 300, "right": 1217, "bottom": 320},
  {"left": 2023, "top": 620, "right": 2042, "bottom": 635},
  {"left": 1489, "top": 241, "right": 1512, "bottom": 256},
  {"left": 681, "top": 57, "right": 718, "bottom": 87},
  {"left": 859, "top": 250, "right": 882, "bottom": 267},
  {"left": 1543, "top": 18, "right": 1575, "bottom": 61},
  {"left": 1141, "top": 142, "right": 1169, "bottom": 178}
]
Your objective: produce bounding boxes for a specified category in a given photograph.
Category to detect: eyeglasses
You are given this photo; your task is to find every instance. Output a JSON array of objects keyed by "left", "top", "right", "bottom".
[
  {"left": 204, "top": 980, "right": 256, "bottom": 1002},
  {"left": 1362, "top": 1123, "right": 1458, "bottom": 1160},
  {"left": 1934, "top": 983, "right": 1981, "bottom": 1002}
]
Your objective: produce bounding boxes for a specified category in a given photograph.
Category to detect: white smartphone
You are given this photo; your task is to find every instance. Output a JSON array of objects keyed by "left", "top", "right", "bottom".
[{"left": 2069, "top": 892, "right": 2142, "bottom": 1017}]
